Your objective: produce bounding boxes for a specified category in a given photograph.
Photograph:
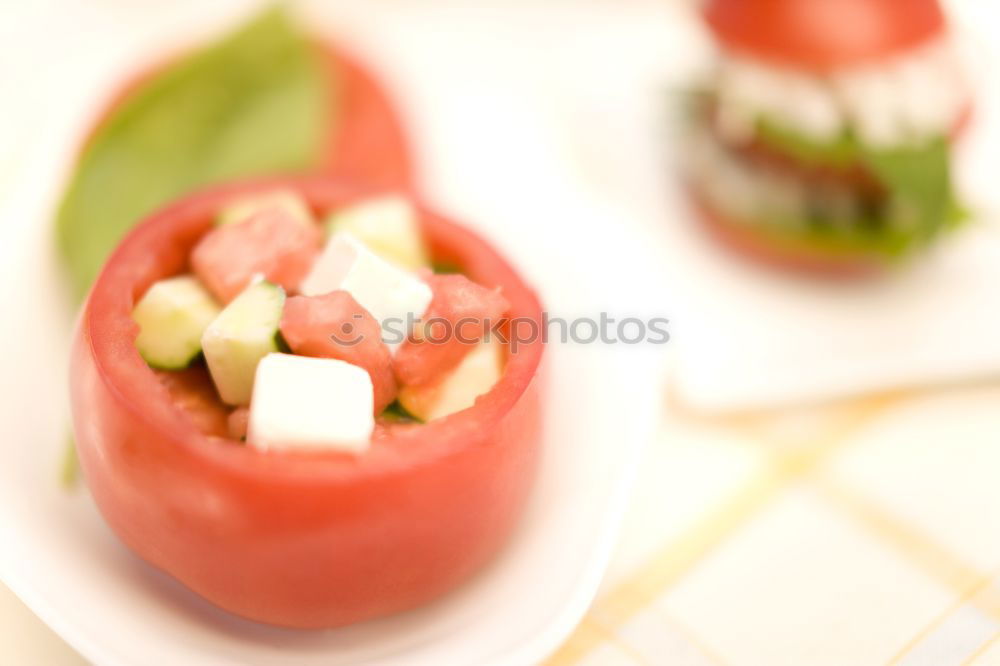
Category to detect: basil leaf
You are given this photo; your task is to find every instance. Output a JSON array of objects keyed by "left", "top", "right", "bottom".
[
  {"left": 859, "top": 137, "right": 952, "bottom": 244},
  {"left": 711, "top": 103, "right": 959, "bottom": 254},
  {"left": 56, "top": 6, "right": 332, "bottom": 300},
  {"left": 380, "top": 401, "right": 423, "bottom": 424},
  {"left": 755, "top": 115, "right": 859, "bottom": 169},
  {"left": 753, "top": 114, "right": 956, "bottom": 248},
  {"left": 60, "top": 434, "right": 79, "bottom": 490}
]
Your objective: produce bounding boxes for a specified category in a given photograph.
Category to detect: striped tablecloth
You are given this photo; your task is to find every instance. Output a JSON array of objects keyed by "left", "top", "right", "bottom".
[{"left": 547, "top": 385, "right": 1000, "bottom": 666}]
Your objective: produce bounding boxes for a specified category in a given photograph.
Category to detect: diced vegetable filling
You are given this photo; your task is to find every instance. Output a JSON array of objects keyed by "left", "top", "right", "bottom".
[
  {"left": 131, "top": 191, "right": 510, "bottom": 454},
  {"left": 300, "top": 232, "right": 434, "bottom": 354},
  {"left": 201, "top": 279, "right": 285, "bottom": 406},
  {"left": 685, "top": 39, "right": 967, "bottom": 259},
  {"left": 394, "top": 274, "right": 509, "bottom": 387},
  {"left": 227, "top": 406, "right": 250, "bottom": 441},
  {"left": 192, "top": 205, "right": 321, "bottom": 303},
  {"left": 216, "top": 188, "right": 314, "bottom": 227},
  {"left": 280, "top": 291, "right": 397, "bottom": 414},
  {"left": 399, "top": 339, "right": 504, "bottom": 423},
  {"left": 133, "top": 276, "right": 220, "bottom": 369},
  {"left": 324, "top": 195, "right": 429, "bottom": 270}
]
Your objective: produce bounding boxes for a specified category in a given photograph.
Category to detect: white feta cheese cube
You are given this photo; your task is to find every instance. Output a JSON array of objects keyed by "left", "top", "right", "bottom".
[
  {"left": 247, "top": 353, "right": 374, "bottom": 453},
  {"left": 835, "top": 66, "right": 906, "bottom": 148},
  {"left": 778, "top": 73, "right": 841, "bottom": 141},
  {"left": 298, "top": 232, "right": 433, "bottom": 352}
]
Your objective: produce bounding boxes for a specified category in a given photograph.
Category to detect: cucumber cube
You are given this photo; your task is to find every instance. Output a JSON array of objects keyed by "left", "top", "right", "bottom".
[
  {"left": 398, "top": 339, "right": 503, "bottom": 422},
  {"left": 325, "top": 196, "right": 428, "bottom": 270},
  {"left": 201, "top": 280, "right": 285, "bottom": 405},
  {"left": 132, "top": 275, "right": 220, "bottom": 369},
  {"left": 216, "top": 189, "right": 314, "bottom": 227}
]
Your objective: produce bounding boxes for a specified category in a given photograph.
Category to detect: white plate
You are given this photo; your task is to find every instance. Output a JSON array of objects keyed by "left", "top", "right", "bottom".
[{"left": 0, "top": 2, "right": 667, "bottom": 664}]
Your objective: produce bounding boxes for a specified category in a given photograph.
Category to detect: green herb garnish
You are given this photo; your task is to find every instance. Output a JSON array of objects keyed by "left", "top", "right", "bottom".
[
  {"left": 380, "top": 401, "right": 423, "bottom": 424},
  {"left": 61, "top": 435, "right": 79, "bottom": 490},
  {"left": 431, "top": 261, "right": 464, "bottom": 275},
  {"left": 56, "top": 6, "right": 333, "bottom": 300},
  {"left": 686, "top": 90, "right": 964, "bottom": 257}
]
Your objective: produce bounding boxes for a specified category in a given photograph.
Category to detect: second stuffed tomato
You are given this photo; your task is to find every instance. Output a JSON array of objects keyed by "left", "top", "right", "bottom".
[
  {"left": 686, "top": 0, "right": 970, "bottom": 277},
  {"left": 70, "top": 178, "right": 544, "bottom": 628}
]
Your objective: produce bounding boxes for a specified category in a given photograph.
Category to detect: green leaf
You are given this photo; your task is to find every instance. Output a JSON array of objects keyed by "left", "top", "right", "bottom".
[
  {"left": 858, "top": 137, "right": 953, "bottom": 244},
  {"left": 755, "top": 115, "right": 860, "bottom": 169},
  {"left": 60, "top": 434, "right": 79, "bottom": 490},
  {"left": 56, "top": 6, "right": 333, "bottom": 300},
  {"left": 379, "top": 400, "right": 423, "bottom": 424},
  {"left": 752, "top": 117, "right": 956, "bottom": 250},
  {"left": 430, "top": 260, "right": 464, "bottom": 275},
  {"left": 687, "top": 91, "right": 962, "bottom": 256}
]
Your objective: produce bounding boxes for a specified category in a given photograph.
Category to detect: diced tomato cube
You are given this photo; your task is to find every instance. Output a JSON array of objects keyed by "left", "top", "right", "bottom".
[
  {"left": 393, "top": 274, "right": 509, "bottom": 387},
  {"left": 227, "top": 407, "right": 250, "bottom": 441},
  {"left": 279, "top": 291, "right": 397, "bottom": 414},
  {"left": 191, "top": 209, "right": 321, "bottom": 303}
]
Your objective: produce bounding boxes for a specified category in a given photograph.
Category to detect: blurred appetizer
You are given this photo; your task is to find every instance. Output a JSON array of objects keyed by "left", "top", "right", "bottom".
[
  {"left": 70, "top": 179, "right": 544, "bottom": 628},
  {"left": 685, "top": 0, "right": 970, "bottom": 276}
]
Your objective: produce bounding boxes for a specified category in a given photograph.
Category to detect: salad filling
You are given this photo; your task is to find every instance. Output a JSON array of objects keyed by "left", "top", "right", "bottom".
[
  {"left": 132, "top": 190, "right": 510, "bottom": 454},
  {"left": 686, "top": 13, "right": 970, "bottom": 269}
]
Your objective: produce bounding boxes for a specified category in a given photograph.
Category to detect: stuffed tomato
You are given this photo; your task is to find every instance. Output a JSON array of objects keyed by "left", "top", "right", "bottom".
[
  {"left": 686, "top": 0, "right": 971, "bottom": 277},
  {"left": 70, "top": 178, "right": 544, "bottom": 629}
]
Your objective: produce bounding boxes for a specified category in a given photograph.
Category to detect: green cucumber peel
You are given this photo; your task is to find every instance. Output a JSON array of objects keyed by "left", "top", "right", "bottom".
[
  {"left": 380, "top": 400, "right": 424, "bottom": 424},
  {"left": 202, "top": 280, "right": 286, "bottom": 406}
]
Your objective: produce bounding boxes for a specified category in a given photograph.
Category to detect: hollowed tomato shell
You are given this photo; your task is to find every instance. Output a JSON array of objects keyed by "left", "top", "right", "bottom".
[{"left": 70, "top": 177, "right": 545, "bottom": 628}]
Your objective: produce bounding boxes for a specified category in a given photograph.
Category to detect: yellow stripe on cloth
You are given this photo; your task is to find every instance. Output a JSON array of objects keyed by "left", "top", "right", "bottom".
[{"left": 546, "top": 393, "right": 899, "bottom": 665}]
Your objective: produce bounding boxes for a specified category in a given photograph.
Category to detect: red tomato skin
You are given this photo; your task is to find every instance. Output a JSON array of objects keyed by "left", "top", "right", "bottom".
[
  {"left": 394, "top": 274, "right": 511, "bottom": 388},
  {"left": 321, "top": 46, "right": 413, "bottom": 190},
  {"left": 280, "top": 291, "right": 398, "bottom": 414},
  {"left": 70, "top": 178, "right": 544, "bottom": 629},
  {"left": 704, "top": 0, "right": 947, "bottom": 71},
  {"left": 191, "top": 208, "right": 321, "bottom": 303},
  {"left": 228, "top": 406, "right": 250, "bottom": 440}
]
